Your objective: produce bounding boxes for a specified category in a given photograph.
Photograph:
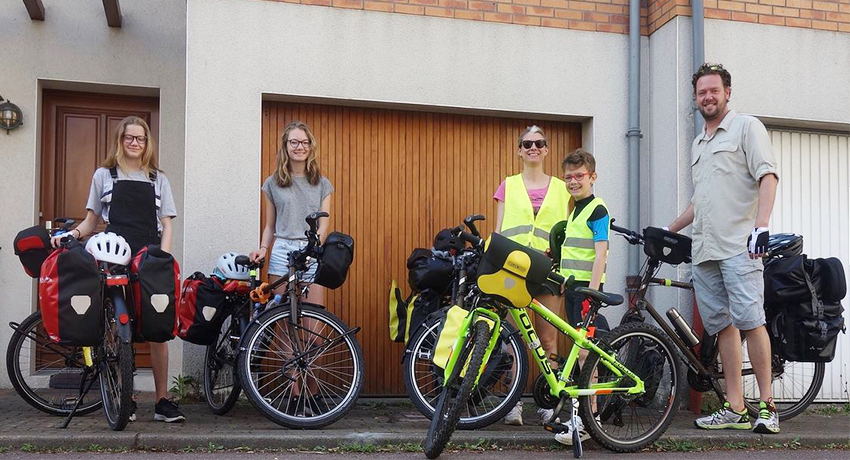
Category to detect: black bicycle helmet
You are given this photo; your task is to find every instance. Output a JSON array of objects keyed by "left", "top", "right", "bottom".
[
  {"left": 767, "top": 233, "right": 803, "bottom": 258},
  {"left": 433, "top": 228, "right": 464, "bottom": 252}
]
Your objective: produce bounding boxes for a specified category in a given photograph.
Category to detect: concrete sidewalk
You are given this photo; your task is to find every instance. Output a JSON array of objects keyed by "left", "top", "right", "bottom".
[{"left": 0, "top": 390, "right": 847, "bottom": 451}]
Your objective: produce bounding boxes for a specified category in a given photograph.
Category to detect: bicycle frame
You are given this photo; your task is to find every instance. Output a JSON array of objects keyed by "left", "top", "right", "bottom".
[{"left": 442, "top": 298, "right": 646, "bottom": 399}]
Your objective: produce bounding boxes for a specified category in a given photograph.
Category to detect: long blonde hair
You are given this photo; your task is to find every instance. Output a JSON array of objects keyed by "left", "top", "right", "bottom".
[
  {"left": 274, "top": 121, "right": 321, "bottom": 187},
  {"left": 102, "top": 116, "right": 159, "bottom": 175}
]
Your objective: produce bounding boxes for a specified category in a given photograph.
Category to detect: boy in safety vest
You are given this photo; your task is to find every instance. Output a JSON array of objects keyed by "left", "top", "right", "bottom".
[{"left": 554, "top": 148, "right": 610, "bottom": 446}]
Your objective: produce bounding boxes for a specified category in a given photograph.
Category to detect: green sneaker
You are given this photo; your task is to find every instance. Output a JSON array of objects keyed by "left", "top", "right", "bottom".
[
  {"left": 695, "top": 402, "right": 751, "bottom": 430},
  {"left": 753, "top": 400, "right": 780, "bottom": 434}
]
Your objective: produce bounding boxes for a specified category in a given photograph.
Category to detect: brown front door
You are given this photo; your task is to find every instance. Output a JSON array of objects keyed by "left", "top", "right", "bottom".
[{"left": 40, "top": 89, "right": 160, "bottom": 368}]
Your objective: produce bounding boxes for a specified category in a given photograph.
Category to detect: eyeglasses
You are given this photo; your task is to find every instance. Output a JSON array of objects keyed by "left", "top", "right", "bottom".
[
  {"left": 288, "top": 139, "right": 312, "bottom": 149},
  {"left": 564, "top": 172, "right": 589, "bottom": 182},
  {"left": 520, "top": 139, "right": 547, "bottom": 149},
  {"left": 122, "top": 134, "right": 147, "bottom": 145}
]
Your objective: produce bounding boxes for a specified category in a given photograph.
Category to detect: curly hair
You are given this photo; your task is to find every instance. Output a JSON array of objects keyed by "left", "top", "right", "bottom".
[{"left": 692, "top": 62, "right": 731, "bottom": 93}]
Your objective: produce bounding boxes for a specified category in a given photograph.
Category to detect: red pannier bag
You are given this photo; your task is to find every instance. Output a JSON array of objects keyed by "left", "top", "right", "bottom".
[
  {"left": 131, "top": 245, "right": 180, "bottom": 343},
  {"left": 14, "top": 225, "right": 53, "bottom": 278},
  {"left": 39, "top": 243, "right": 103, "bottom": 346},
  {"left": 177, "top": 272, "right": 229, "bottom": 345}
]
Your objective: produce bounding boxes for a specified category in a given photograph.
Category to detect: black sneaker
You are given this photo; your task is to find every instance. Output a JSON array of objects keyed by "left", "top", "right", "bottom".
[{"left": 154, "top": 398, "right": 186, "bottom": 423}]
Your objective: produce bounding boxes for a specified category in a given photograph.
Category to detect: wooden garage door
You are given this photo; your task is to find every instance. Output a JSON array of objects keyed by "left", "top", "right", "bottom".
[{"left": 262, "top": 101, "right": 582, "bottom": 396}]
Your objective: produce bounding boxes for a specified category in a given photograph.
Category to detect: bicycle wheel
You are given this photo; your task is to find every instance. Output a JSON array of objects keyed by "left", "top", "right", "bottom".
[
  {"left": 404, "top": 317, "right": 527, "bottom": 429},
  {"left": 99, "top": 310, "right": 134, "bottom": 431},
  {"left": 6, "top": 311, "right": 102, "bottom": 416},
  {"left": 578, "top": 321, "right": 683, "bottom": 453},
  {"left": 204, "top": 314, "right": 242, "bottom": 415},
  {"left": 424, "top": 320, "right": 491, "bottom": 459},
  {"left": 734, "top": 337, "right": 824, "bottom": 420},
  {"left": 237, "top": 305, "right": 364, "bottom": 429}
]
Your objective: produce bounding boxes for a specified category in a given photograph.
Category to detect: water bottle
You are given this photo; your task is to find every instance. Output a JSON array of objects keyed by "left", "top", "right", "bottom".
[{"left": 666, "top": 307, "right": 700, "bottom": 348}]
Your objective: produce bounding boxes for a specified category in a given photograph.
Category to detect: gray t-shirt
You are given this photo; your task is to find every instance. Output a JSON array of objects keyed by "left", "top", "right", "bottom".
[
  {"left": 85, "top": 167, "right": 178, "bottom": 232},
  {"left": 262, "top": 175, "right": 334, "bottom": 240}
]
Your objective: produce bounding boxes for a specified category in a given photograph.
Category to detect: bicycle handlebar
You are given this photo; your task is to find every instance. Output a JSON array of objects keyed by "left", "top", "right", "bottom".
[{"left": 463, "top": 214, "right": 485, "bottom": 237}]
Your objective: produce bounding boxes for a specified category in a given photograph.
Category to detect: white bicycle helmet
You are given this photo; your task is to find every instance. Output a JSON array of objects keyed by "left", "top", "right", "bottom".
[
  {"left": 85, "top": 232, "right": 132, "bottom": 266},
  {"left": 215, "top": 252, "right": 250, "bottom": 280}
]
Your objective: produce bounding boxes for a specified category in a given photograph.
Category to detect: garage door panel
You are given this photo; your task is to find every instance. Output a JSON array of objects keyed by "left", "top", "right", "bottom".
[
  {"left": 770, "top": 128, "right": 849, "bottom": 402},
  {"left": 262, "top": 101, "right": 581, "bottom": 395}
]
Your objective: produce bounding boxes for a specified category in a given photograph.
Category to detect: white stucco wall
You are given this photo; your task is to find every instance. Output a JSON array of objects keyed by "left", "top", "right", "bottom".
[{"left": 0, "top": 0, "right": 186, "bottom": 388}]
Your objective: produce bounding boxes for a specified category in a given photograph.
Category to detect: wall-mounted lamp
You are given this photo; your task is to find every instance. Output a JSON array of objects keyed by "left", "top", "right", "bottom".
[{"left": 0, "top": 95, "right": 24, "bottom": 134}]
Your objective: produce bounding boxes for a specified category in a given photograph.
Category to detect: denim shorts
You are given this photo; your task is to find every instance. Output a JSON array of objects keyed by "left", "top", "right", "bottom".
[
  {"left": 268, "top": 238, "right": 318, "bottom": 281},
  {"left": 692, "top": 252, "right": 765, "bottom": 335}
]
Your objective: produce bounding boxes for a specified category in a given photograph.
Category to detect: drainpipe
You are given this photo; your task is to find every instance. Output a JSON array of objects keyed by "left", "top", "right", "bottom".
[
  {"left": 626, "top": 0, "right": 641, "bottom": 276},
  {"left": 692, "top": 0, "right": 705, "bottom": 136}
]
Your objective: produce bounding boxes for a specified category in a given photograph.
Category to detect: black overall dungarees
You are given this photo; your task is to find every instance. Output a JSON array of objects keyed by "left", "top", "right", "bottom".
[{"left": 105, "top": 167, "right": 160, "bottom": 255}]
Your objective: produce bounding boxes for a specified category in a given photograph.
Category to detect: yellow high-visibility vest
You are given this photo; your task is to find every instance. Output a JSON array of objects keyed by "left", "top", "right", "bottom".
[
  {"left": 560, "top": 197, "right": 608, "bottom": 283},
  {"left": 500, "top": 174, "right": 569, "bottom": 252}
]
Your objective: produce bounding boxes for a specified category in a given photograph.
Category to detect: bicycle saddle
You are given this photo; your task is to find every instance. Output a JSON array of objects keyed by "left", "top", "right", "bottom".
[{"left": 574, "top": 286, "right": 624, "bottom": 306}]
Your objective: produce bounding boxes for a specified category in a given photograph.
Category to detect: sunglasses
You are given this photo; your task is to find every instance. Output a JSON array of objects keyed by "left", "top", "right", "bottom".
[
  {"left": 564, "top": 172, "right": 590, "bottom": 182},
  {"left": 520, "top": 139, "right": 547, "bottom": 149}
]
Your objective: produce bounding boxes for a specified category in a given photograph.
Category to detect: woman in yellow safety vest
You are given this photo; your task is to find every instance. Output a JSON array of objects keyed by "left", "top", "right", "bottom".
[{"left": 494, "top": 125, "right": 570, "bottom": 426}]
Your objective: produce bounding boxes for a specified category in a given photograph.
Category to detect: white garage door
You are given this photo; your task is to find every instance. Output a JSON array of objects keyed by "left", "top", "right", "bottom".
[{"left": 770, "top": 128, "right": 849, "bottom": 402}]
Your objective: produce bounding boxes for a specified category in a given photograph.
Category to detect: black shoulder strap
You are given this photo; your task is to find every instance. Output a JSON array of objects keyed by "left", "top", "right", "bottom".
[
  {"left": 802, "top": 257, "right": 823, "bottom": 320},
  {"left": 109, "top": 167, "right": 118, "bottom": 181},
  {"left": 148, "top": 169, "right": 157, "bottom": 182}
]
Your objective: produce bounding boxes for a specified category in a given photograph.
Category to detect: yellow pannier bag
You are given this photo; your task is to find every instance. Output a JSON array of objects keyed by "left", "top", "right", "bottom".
[
  {"left": 388, "top": 280, "right": 418, "bottom": 343},
  {"left": 477, "top": 232, "right": 558, "bottom": 308},
  {"left": 432, "top": 305, "right": 494, "bottom": 378}
]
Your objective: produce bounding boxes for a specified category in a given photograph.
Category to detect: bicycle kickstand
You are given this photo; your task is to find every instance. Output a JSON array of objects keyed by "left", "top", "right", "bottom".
[{"left": 58, "top": 367, "right": 100, "bottom": 429}]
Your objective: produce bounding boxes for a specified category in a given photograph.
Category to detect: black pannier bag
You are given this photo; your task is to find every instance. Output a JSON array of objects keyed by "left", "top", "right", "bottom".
[
  {"left": 177, "top": 272, "right": 229, "bottom": 345},
  {"left": 14, "top": 225, "right": 53, "bottom": 278},
  {"left": 407, "top": 249, "right": 455, "bottom": 294},
  {"left": 772, "top": 301, "right": 844, "bottom": 362},
  {"left": 131, "top": 245, "right": 180, "bottom": 343},
  {"left": 765, "top": 254, "right": 846, "bottom": 362},
  {"left": 314, "top": 231, "right": 355, "bottom": 289},
  {"left": 642, "top": 227, "right": 692, "bottom": 265},
  {"left": 39, "top": 243, "right": 104, "bottom": 346},
  {"left": 764, "top": 255, "right": 847, "bottom": 306}
]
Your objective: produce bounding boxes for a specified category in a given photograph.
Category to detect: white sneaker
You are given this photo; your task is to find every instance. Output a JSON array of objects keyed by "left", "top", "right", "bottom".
[
  {"left": 537, "top": 407, "right": 560, "bottom": 425},
  {"left": 503, "top": 401, "right": 523, "bottom": 426},
  {"left": 554, "top": 417, "right": 590, "bottom": 446}
]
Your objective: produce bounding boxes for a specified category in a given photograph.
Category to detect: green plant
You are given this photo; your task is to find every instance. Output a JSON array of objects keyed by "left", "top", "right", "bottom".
[
  {"left": 0, "top": 446, "right": 9, "bottom": 454},
  {"left": 169, "top": 374, "right": 201, "bottom": 403},
  {"left": 20, "top": 444, "right": 37, "bottom": 453}
]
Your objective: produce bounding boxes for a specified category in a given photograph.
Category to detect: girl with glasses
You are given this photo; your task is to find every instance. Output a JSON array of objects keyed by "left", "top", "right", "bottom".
[
  {"left": 250, "top": 121, "right": 334, "bottom": 306},
  {"left": 51, "top": 116, "right": 184, "bottom": 423}
]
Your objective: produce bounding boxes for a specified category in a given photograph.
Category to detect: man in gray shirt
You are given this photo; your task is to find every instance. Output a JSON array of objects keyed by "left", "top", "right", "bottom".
[{"left": 667, "top": 63, "right": 780, "bottom": 434}]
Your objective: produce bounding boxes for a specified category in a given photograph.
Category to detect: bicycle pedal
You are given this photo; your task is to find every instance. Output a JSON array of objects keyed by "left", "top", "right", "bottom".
[{"left": 543, "top": 422, "right": 568, "bottom": 434}]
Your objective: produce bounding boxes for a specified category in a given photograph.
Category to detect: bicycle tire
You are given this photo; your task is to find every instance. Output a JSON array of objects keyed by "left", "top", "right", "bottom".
[
  {"left": 734, "top": 338, "right": 825, "bottom": 420},
  {"left": 100, "top": 311, "right": 134, "bottom": 431},
  {"left": 204, "top": 314, "right": 242, "bottom": 415},
  {"left": 424, "top": 320, "right": 491, "bottom": 459},
  {"left": 237, "top": 305, "right": 364, "bottom": 429},
  {"left": 578, "top": 321, "right": 683, "bottom": 453},
  {"left": 403, "top": 317, "right": 527, "bottom": 429},
  {"left": 6, "top": 311, "right": 103, "bottom": 416}
]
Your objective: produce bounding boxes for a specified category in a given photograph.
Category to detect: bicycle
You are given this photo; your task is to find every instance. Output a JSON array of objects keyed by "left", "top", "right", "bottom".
[
  {"left": 403, "top": 215, "right": 528, "bottom": 429},
  {"left": 236, "top": 212, "right": 365, "bottom": 428},
  {"left": 7, "top": 218, "right": 102, "bottom": 417},
  {"left": 610, "top": 223, "right": 824, "bottom": 420},
  {"left": 8, "top": 228, "right": 136, "bottom": 431},
  {"left": 423, "top": 229, "right": 683, "bottom": 459},
  {"left": 202, "top": 257, "right": 263, "bottom": 415}
]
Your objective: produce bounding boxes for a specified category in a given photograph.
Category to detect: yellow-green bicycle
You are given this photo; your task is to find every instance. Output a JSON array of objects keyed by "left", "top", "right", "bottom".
[{"left": 423, "top": 231, "right": 683, "bottom": 459}]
